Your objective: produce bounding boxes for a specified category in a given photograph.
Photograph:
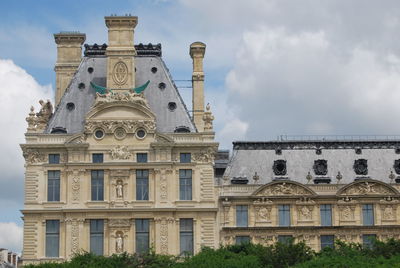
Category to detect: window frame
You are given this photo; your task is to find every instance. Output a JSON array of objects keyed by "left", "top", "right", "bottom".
[
  {"left": 45, "top": 220, "right": 60, "bottom": 258},
  {"left": 236, "top": 205, "right": 248, "bottom": 227},
  {"left": 179, "top": 218, "right": 194, "bottom": 255},
  {"left": 320, "top": 235, "right": 335, "bottom": 249},
  {"left": 180, "top": 153, "right": 191, "bottom": 163},
  {"left": 136, "top": 170, "right": 149, "bottom": 201},
  {"left": 362, "top": 204, "right": 374, "bottom": 226},
  {"left": 179, "top": 169, "right": 192, "bottom": 200},
  {"left": 278, "top": 204, "right": 291, "bottom": 227},
  {"left": 92, "top": 153, "right": 104, "bottom": 163},
  {"left": 135, "top": 219, "right": 150, "bottom": 254},
  {"left": 48, "top": 154, "right": 60, "bottom": 164},
  {"left": 90, "top": 219, "right": 104, "bottom": 255},
  {"left": 235, "top": 236, "right": 250, "bottom": 244},
  {"left": 320, "top": 204, "right": 332, "bottom": 226},
  {"left": 91, "top": 170, "right": 104, "bottom": 201},
  {"left": 47, "top": 170, "right": 60, "bottom": 202},
  {"left": 136, "top": 153, "right": 148, "bottom": 163}
]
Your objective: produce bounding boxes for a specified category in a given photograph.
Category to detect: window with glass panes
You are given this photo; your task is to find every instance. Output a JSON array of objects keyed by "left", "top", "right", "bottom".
[
  {"left": 180, "top": 219, "right": 193, "bottom": 255},
  {"left": 179, "top": 170, "right": 192, "bottom": 200},
  {"left": 47, "top": 170, "right": 60, "bottom": 202},
  {"left": 135, "top": 219, "right": 149, "bottom": 253},
  {"left": 362, "top": 204, "right": 374, "bottom": 226},
  {"left": 320, "top": 235, "right": 334, "bottom": 249},
  {"left": 235, "top": 236, "right": 250, "bottom": 244},
  {"left": 180, "top": 153, "right": 191, "bottom": 163},
  {"left": 92, "top": 153, "right": 103, "bottom": 163},
  {"left": 277, "top": 235, "right": 292, "bottom": 245},
  {"left": 45, "top": 220, "right": 60, "bottom": 257},
  {"left": 136, "top": 153, "right": 148, "bottom": 163},
  {"left": 320, "top": 204, "right": 332, "bottom": 226},
  {"left": 90, "top": 220, "right": 104, "bottom": 255},
  {"left": 136, "top": 170, "right": 149, "bottom": 200},
  {"left": 362, "top": 234, "right": 376, "bottom": 249},
  {"left": 236, "top": 205, "right": 248, "bottom": 227},
  {"left": 48, "top": 154, "right": 60, "bottom": 164},
  {"left": 91, "top": 170, "right": 104, "bottom": 201},
  {"left": 279, "top": 205, "right": 290, "bottom": 226}
]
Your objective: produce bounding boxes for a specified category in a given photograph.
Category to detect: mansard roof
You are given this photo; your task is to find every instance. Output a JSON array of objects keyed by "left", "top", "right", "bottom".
[{"left": 46, "top": 48, "right": 195, "bottom": 134}]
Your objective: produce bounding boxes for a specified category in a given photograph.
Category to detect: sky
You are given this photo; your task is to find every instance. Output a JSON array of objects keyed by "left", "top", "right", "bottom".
[{"left": 2, "top": 0, "right": 400, "bottom": 253}]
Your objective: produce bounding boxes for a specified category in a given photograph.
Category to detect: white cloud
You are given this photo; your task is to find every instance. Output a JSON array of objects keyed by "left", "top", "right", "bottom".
[
  {"left": 0, "top": 59, "right": 53, "bottom": 207},
  {"left": 0, "top": 222, "right": 23, "bottom": 253}
]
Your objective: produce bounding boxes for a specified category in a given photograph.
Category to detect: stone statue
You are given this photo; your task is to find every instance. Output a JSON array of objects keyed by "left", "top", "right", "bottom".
[
  {"left": 116, "top": 233, "right": 123, "bottom": 253},
  {"left": 36, "top": 99, "right": 53, "bottom": 129},
  {"left": 203, "top": 103, "right": 214, "bottom": 131},
  {"left": 116, "top": 181, "right": 123, "bottom": 198}
]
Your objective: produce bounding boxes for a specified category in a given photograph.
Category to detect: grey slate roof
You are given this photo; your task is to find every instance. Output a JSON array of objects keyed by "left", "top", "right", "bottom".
[
  {"left": 224, "top": 140, "right": 400, "bottom": 185},
  {"left": 46, "top": 55, "right": 196, "bottom": 134}
]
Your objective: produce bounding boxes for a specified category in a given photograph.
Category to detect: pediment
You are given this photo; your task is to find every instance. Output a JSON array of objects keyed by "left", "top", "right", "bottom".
[
  {"left": 337, "top": 180, "right": 399, "bottom": 196},
  {"left": 86, "top": 102, "right": 155, "bottom": 121},
  {"left": 252, "top": 181, "right": 316, "bottom": 197}
]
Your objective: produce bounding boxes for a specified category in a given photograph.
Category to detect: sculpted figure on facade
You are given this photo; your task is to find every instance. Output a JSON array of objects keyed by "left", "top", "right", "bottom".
[
  {"left": 203, "top": 103, "right": 214, "bottom": 131},
  {"left": 36, "top": 99, "right": 53, "bottom": 130},
  {"left": 340, "top": 205, "right": 355, "bottom": 221},
  {"left": 110, "top": 145, "right": 131, "bottom": 160},
  {"left": 341, "top": 181, "right": 393, "bottom": 196},
  {"left": 23, "top": 149, "right": 46, "bottom": 164},
  {"left": 116, "top": 232, "right": 124, "bottom": 253},
  {"left": 116, "top": 180, "right": 123, "bottom": 198},
  {"left": 383, "top": 205, "right": 395, "bottom": 220},
  {"left": 299, "top": 206, "right": 312, "bottom": 220}
]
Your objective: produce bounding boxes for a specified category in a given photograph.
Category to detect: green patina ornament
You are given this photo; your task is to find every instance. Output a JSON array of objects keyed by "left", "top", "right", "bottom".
[
  {"left": 90, "top": 80, "right": 150, "bottom": 94},
  {"left": 90, "top": 82, "right": 108, "bottom": 94},
  {"left": 132, "top": 80, "right": 150, "bottom": 94}
]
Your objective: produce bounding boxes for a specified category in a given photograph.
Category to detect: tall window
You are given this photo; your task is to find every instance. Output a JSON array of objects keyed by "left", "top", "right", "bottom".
[
  {"left": 90, "top": 220, "right": 104, "bottom": 255},
  {"left": 362, "top": 234, "right": 376, "bottom": 249},
  {"left": 363, "top": 204, "right": 374, "bottom": 226},
  {"left": 47, "top": 171, "right": 60, "bottom": 202},
  {"left": 236, "top": 205, "right": 248, "bottom": 227},
  {"left": 48, "top": 154, "right": 60, "bottom": 164},
  {"left": 320, "top": 235, "right": 335, "bottom": 249},
  {"left": 320, "top": 204, "right": 332, "bottom": 226},
  {"left": 180, "top": 153, "right": 191, "bottom": 163},
  {"left": 45, "top": 220, "right": 60, "bottom": 257},
  {"left": 136, "top": 170, "right": 149, "bottom": 200},
  {"left": 235, "top": 236, "right": 250, "bottom": 244},
  {"left": 180, "top": 219, "right": 193, "bottom": 255},
  {"left": 91, "top": 170, "right": 104, "bottom": 201},
  {"left": 92, "top": 153, "right": 103, "bottom": 163},
  {"left": 137, "top": 153, "right": 148, "bottom": 163},
  {"left": 277, "top": 235, "right": 293, "bottom": 245},
  {"left": 279, "top": 205, "right": 290, "bottom": 226},
  {"left": 179, "top": 170, "right": 192, "bottom": 200},
  {"left": 135, "top": 219, "right": 149, "bottom": 254}
]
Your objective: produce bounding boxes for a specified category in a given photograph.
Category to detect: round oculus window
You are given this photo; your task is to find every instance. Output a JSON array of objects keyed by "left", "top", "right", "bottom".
[
  {"left": 114, "top": 127, "right": 126, "bottom": 140},
  {"left": 136, "top": 129, "right": 146, "bottom": 139},
  {"left": 94, "top": 129, "right": 105, "bottom": 139}
]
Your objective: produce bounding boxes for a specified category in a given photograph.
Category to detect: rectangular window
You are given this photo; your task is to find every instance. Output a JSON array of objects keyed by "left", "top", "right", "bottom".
[
  {"left": 136, "top": 170, "right": 149, "bottom": 200},
  {"left": 48, "top": 154, "right": 60, "bottom": 164},
  {"left": 180, "top": 153, "right": 191, "bottom": 163},
  {"left": 362, "top": 234, "right": 376, "bottom": 249},
  {"left": 47, "top": 170, "right": 60, "bottom": 202},
  {"left": 320, "top": 204, "right": 332, "bottom": 226},
  {"left": 90, "top": 220, "right": 104, "bottom": 255},
  {"left": 137, "top": 153, "right": 148, "bottom": 163},
  {"left": 180, "top": 219, "right": 193, "bottom": 255},
  {"left": 277, "top": 235, "right": 293, "bottom": 245},
  {"left": 279, "top": 205, "right": 291, "bottom": 226},
  {"left": 236, "top": 205, "right": 248, "bottom": 227},
  {"left": 179, "top": 169, "right": 192, "bottom": 200},
  {"left": 363, "top": 204, "right": 374, "bottom": 226},
  {"left": 235, "top": 236, "right": 250, "bottom": 244},
  {"left": 91, "top": 170, "right": 104, "bottom": 201},
  {"left": 92, "top": 153, "right": 103, "bottom": 163},
  {"left": 135, "top": 219, "right": 149, "bottom": 254},
  {"left": 45, "top": 220, "right": 59, "bottom": 258},
  {"left": 320, "top": 235, "right": 335, "bottom": 249}
]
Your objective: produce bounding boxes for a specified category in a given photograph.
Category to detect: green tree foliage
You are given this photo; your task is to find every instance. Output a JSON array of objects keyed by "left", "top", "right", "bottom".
[{"left": 24, "top": 239, "right": 400, "bottom": 268}]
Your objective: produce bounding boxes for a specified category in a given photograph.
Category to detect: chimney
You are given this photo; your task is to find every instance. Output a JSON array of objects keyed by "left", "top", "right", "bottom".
[
  {"left": 105, "top": 15, "right": 138, "bottom": 90},
  {"left": 54, "top": 32, "right": 86, "bottom": 106},
  {"left": 190, "top": 42, "right": 206, "bottom": 131}
]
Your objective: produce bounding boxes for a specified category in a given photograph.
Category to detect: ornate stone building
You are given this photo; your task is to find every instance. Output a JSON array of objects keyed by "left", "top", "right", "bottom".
[
  {"left": 219, "top": 140, "right": 400, "bottom": 250},
  {"left": 20, "top": 14, "right": 400, "bottom": 265},
  {"left": 21, "top": 15, "right": 218, "bottom": 265}
]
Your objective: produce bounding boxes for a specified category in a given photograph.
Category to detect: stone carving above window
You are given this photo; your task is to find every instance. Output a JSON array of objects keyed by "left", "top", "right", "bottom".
[
  {"left": 313, "top": 159, "right": 327, "bottom": 176},
  {"left": 354, "top": 159, "right": 368, "bottom": 175},
  {"left": 273, "top": 160, "right": 287, "bottom": 176},
  {"left": 110, "top": 145, "right": 132, "bottom": 160},
  {"left": 254, "top": 182, "right": 315, "bottom": 196},
  {"left": 338, "top": 181, "right": 397, "bottom": 196}
]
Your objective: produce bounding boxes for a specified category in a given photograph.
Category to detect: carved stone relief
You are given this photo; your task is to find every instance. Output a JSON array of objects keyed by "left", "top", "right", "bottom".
[
  {"left": 23, "top": 149, "right": 46, "bottom": 164},
  {"left": 339, "top": 205, "right": 355, "bottom": 221},
  {"left": 71, "top": 220, "right": 79, "bottom": 253},
  {"left": 159, "top": 218, "right": 168, "bottom": 254},
  {"left": 72, "top": 176, "right": 80, "bottom": 201},
  {"left": 257, "top": 182, "right": 312, "bottom": 196},
  {"left": 85, "top": 120, "right": 156, "bottom": 134},
  {"left": 298, "top": 206, "right": 313, "bottom": 221},
  {"left": 110, "top": 145, "right": 131, "bottom": 160},
  {"left": 341, "top": 181, "right": 393, "bottom": 196},
  {"left": 113, "top": 61, "right": 128, "bottom": 86},
  {"left": 253, "top": 199, "right": 273, "bottom": 224},
  {"left": 192, "top": 148, "right": 216, "bottom": 163},
  {"left": 109, "top": 219, "right": 131, "bottom": 228}
]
